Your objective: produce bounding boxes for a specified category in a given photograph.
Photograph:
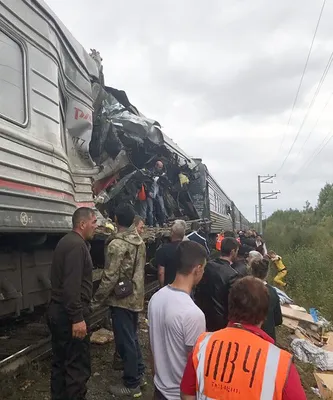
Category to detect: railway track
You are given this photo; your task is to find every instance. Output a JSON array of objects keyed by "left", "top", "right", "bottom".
[{"left": 0, "top": 280, "right": 159, "bottom": 375}]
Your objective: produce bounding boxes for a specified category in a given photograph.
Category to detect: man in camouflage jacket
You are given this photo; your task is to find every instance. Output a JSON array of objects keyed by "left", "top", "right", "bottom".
[{"left": 92, "top": 204, "right": 146, "bottom": 397}]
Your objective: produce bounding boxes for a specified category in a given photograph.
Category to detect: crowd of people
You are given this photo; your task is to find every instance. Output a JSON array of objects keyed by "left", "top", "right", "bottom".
[
  {"left": 216, "top": 229, "right": 288, "bottom": 287},
  {"left": 48, "top": 206, "right": 299, "bottom": 400}
]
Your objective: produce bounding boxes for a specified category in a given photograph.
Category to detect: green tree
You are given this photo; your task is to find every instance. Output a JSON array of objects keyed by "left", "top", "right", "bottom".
[
  {"left": 317, "top": 183, "right": 333, "bottom": 217},
  {"left": 264, "top": 185, "right": 333, "bottom": 320}
]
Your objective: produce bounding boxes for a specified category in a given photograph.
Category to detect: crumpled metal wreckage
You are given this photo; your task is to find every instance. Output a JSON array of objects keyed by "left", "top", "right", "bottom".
[{"left": 88, "top": 50, "right": 199, "bottom": 222}]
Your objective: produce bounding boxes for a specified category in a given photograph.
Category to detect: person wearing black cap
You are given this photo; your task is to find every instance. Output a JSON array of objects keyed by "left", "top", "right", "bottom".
[{"left": 232, "top": 244, "right": 252, "bottom": 277}]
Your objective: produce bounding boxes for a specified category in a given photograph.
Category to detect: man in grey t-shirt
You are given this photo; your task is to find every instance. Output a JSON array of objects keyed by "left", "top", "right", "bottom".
[{"left": 148, "top": 241, "right": 207, "bottom": 400}]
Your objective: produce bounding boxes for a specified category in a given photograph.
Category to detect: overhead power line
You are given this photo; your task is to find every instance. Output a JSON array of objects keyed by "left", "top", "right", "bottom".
[
  {"left": 277, "top": 49, "right": 333, "bottom": 174},
  {"left": 291, "top": 129, "right": 333, "bottom": 183},
  {"left": 278, "top": 0, "right": 327, "bottom": 153},
  {"left": 295, "top": 91, "right": 333, "bottom": 158}
]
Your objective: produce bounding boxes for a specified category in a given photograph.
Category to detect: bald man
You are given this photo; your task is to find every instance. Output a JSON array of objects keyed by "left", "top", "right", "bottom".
[{"left": 155, "top": 160, "right": 164, "bottom": 171}]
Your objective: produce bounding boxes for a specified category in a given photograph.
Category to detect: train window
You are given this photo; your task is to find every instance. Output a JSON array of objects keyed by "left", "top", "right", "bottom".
[{"left": 0, "top": 30, "right": 27, "bottom": 126}]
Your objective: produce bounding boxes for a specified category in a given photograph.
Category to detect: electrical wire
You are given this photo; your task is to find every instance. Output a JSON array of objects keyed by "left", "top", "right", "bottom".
[
  {"left": 295, "top": 91, "right": 333, "bottom": 159},
  {"left": 278, "top": 0, "right": 327, "bottom": 153},
  {"left": 291, "top": 129, "right": 333, "bottom": 183},
  {"left": 277, "top": 49, "right": 333, "bottom": 174}
]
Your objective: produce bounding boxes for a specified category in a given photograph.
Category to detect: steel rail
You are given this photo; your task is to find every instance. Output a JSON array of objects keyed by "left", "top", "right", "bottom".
[{"left": 0, "top": 280, "right": 159, "bottom": 375}]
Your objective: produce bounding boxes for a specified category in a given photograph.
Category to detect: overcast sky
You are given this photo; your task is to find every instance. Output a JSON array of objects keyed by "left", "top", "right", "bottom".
[{"left": 45, "top": 0, "right": 333, "bottom": 221}]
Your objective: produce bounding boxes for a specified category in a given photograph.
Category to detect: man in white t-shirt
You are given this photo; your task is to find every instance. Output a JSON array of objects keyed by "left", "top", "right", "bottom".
[{"left": 148, "top": 241, "right": 207, "bottom": 400}]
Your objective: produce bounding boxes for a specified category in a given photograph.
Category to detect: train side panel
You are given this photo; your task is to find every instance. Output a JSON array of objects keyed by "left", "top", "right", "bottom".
[
  {"left": 0, "top": 0, "right": 97, "bottom": 234},
  {"left": 206, "top": 172, "right": 233, "bottom": 233}
]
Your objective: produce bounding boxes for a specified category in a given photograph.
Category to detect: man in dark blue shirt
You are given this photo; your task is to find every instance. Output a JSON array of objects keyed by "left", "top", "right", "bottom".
[{"left": 186, "top": 221, "right": 210, "bottom": 255}]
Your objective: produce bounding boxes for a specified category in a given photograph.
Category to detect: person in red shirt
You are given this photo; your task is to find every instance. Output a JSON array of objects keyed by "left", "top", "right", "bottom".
[{"left": 180, "top": 277, "right": 306, "bottom": 400}]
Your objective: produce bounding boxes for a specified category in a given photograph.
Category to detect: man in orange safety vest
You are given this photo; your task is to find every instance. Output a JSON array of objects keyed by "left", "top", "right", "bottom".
[{"left": 180, "top": 276, "right": 306, "bottom": 400}]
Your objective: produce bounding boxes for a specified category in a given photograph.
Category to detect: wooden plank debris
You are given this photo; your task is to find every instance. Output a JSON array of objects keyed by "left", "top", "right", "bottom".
[
  {"left": 323, "top": 333, "right": 333, "bottom": 353},
  {"left": 282, "top": 317, "right": 299, "bottom": 330},
  {"left": 289, "top": 304, "right": 307, "bottom": 313},
  {"left": 314, "top": 372, "right": 333, "bottom": 399},
  {"left": 281, "top": 305, "right": 318, "bottom": 326},
  {"left": 294, "top": 328, "right": 308, "bottom": 340}
]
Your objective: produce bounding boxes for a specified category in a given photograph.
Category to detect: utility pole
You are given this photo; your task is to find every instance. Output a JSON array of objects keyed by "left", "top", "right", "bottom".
[
  {"left": 258, "top": 175, "right": 280, "bottom": 234},
  {"left": 255, "top": 205, "right": 258, "bottom": 231}
]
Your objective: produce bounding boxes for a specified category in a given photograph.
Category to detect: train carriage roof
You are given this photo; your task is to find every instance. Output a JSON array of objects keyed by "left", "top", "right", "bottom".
[
  {"left": 162, "top": 133, "right": 197, "bottom": 168},
  {"left": 32, "top": 0, "right": 99, "bottom": 78}
]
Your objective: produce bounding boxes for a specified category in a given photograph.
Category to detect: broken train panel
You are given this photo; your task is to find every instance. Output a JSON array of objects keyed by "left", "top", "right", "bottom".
[{"left": 90, "top": 84, "right": 201, "bottom": 222}]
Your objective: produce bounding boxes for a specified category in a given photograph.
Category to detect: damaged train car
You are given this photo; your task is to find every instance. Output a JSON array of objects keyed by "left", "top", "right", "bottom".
[
  {"left": 88, "top": 58, "right": 200, "bottom": 223},
  {"left": 0, "top": 0, "right": 249, "bottom": 317}
]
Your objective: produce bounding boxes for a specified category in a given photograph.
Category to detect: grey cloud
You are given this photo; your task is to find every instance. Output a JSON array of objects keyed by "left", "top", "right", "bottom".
[{"left": 150, "top": 49, "right": 329, "bottom": 120}]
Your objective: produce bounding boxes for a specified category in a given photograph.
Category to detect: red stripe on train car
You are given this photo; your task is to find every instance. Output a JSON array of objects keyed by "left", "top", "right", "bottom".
[
  {"left": 0, "top": 179, "right": 74, "bottom": 200},
  {"left": 0, "top": 179, "right": 95, "bottom": 208},
  {"left": 76, "top": 202, "right": 95, "bottom": 208}
]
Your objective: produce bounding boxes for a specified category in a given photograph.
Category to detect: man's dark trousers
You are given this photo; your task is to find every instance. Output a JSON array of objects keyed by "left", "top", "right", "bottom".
[
  {"left": 47, "top": 301, "right": 91, "bottom": 400},
  {"left": 111, "top": 306, "right": 145, "bottom": 388}
]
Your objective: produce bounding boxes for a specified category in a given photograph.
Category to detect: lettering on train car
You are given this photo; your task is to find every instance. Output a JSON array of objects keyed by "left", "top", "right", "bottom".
[
  {"left": 71, "top": 136, "right": 90, "bottom": 160},
  {"left": 74, "top": 107, "right": 92, "bottom": 122},
  {"left": 20, "top": 212, "right": 32, "bottom": 226}
]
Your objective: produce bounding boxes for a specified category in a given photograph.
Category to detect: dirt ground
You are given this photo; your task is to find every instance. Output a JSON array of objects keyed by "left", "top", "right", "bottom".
[
  {"left": 276, "top": 325, "right": 318, "bottom": 400},
  {"left": 1, "top": 311, "right": 154, "bottom": 400},
  {"left": 0, "top": 318, "right": 320, "bottom": 400}
]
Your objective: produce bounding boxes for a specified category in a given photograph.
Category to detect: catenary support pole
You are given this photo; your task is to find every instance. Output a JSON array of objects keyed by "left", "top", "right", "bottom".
[
  {"left": 258, "top": 177, "right": 262, "bottom": 234},
  {"left": 257, "top": 175, "right": 280, "bottom": 234},
  {"left": 255, "top": 205, "right": 258, "bottom": 232}
]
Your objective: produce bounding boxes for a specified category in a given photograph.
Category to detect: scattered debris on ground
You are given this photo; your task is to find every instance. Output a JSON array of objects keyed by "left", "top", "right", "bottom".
[
  {"left": 90, "top": 328, "right": 114, "bottom": 345},
  {"left": 279, "top": 299, "right": 333, "bottom": 399},
  {"left": 314, "top": 372, "right": 333, "bottom": 399}
]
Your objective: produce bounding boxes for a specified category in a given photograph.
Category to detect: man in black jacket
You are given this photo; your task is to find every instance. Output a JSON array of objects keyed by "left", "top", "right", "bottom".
[
  {"left": 48, "top": 207, "right": 97, "bottom": 400},
  {"left": 242, "top": 230, "right": 257, "bottom": 249},
  {"left": 232, "top": 244, "right": 252, "bottom": 277},
  {"left": 195, "top": 237, "right": 240, "bottom": 331}
]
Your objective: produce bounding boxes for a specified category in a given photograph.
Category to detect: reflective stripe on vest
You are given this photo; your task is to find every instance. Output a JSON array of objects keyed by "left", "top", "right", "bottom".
[
  {"left": 192, "top": 327, "right": 291, "bottom": 400},
  {"left": 197, "top": 333, "right": 213, "bottom": 393},
  {"left": 260, "top": 344, "right": 281, "bottom": 400}
]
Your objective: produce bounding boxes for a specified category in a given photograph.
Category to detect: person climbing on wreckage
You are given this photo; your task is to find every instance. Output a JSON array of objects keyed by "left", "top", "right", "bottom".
[
  {"left": 137, "top": 160, "right": 168, "bottom": 227},
  {"left": 147, "top": 161, "right": 168, "bottom": 227}
]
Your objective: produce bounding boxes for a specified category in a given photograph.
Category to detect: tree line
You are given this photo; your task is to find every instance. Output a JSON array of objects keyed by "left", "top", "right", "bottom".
[{"left": 264, "top": 183, "right": 333, "bottom": 320}]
